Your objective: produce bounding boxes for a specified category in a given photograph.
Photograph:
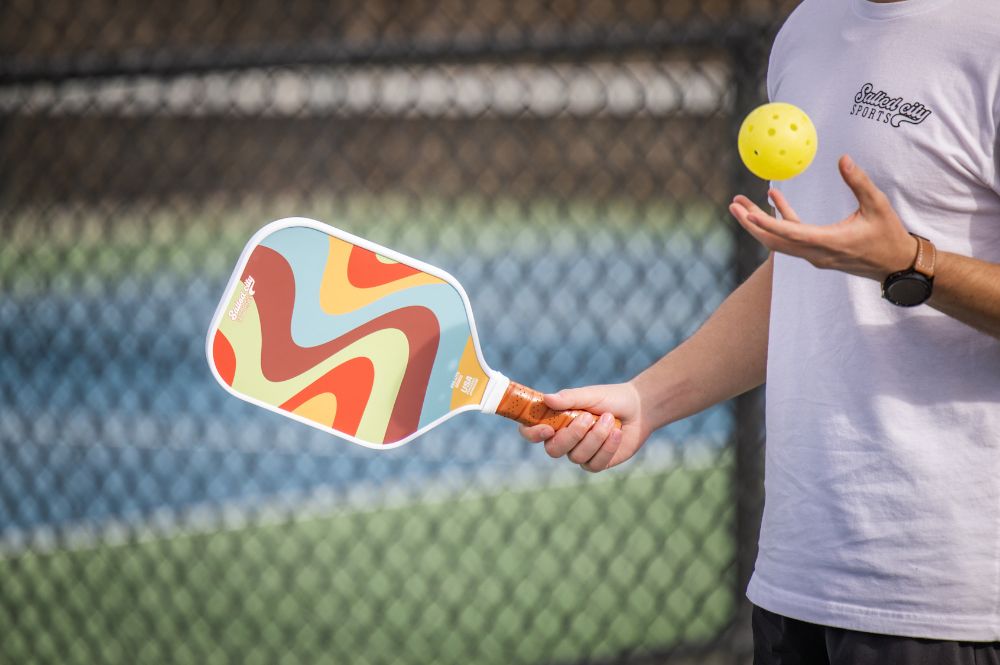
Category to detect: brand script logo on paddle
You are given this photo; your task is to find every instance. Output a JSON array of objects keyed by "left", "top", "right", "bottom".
[
  {"left": 229, "top": 275, "right": 256, "bottom": 320},
  {"left": 849, "top": 82, "right": 933, "bottom": 128}
]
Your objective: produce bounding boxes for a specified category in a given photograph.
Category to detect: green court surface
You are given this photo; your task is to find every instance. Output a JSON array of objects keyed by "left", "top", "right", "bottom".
[
  {"left": 0, "top": 195, "right": 727, "bottom": 293},
  {"left": 0, "top": 461, "right": 733, "bottom": 665}
]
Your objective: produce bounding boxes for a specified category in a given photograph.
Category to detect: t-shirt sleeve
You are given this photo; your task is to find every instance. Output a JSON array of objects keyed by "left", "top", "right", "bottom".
[
  {"left": 765, "top": 3, "right": 806, "bottom": 103},
  {"left": 765, "top": 26, "right": 784, "bottom": 102},
  {"left": 993, "top": 104, "right": 1000, "bottom": 197}
]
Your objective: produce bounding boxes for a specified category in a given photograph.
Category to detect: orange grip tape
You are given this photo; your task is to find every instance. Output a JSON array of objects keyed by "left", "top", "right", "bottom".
[{"left": 495, "top": 381, "right": 622, "bottom": 431}]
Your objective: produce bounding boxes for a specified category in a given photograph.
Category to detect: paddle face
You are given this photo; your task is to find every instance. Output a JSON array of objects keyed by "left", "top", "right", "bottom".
[{"left": 206, "top": 218, "right": 493, "bottom": 448}]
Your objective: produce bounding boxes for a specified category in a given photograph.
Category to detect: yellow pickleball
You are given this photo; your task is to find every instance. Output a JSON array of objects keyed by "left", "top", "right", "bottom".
[{"left": 738, "top": 102, "right": 818, "bottom": 181}]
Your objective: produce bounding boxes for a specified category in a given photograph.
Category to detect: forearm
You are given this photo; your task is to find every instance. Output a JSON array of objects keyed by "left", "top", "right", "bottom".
[
  {"left": 926, "top": 251, "right": 1000, "bottom": 339},
  {"left": 631, "top": 254, "right": 772, "bottom": 430}
]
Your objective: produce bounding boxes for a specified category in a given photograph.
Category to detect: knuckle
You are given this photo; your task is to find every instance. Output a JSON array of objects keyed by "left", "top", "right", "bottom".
[
  {"left": 823, "top": 254, "right": 839, "bottom": 268},
  {"left": 813, "top": 254, "right": 836, "bottom": 270},
  {"left": 558, "top": 428, "right": 581, "bottom": 447},
  {"left": 809, "top": 257, "right": 828, "bottom": 270},
  {"left": 572, "top": 415, "right": 595, "bottom": 435}
]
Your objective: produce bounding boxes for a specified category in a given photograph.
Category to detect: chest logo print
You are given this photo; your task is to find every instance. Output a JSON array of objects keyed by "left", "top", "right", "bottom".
[{"left": 849, "top": 82, "right": 933, "bottom": 128}]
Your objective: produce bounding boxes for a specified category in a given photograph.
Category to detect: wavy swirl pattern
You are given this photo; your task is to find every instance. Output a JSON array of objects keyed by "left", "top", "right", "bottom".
[{"left": 212, "top": 225, "right": 489, "bottom": 444}]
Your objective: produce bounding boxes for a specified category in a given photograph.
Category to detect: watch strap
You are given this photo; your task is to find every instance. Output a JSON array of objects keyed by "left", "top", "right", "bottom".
[
  {"left": 912, "top": 234, "right": 936, "bottom": 278},
  {"left": 881, "top": 233, "right": 936, "bottom": 307}
]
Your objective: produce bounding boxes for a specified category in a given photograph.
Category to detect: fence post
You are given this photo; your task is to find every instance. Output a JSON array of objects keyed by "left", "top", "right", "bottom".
[{"left": 727, "top": 26, "right": 772, "bottom": 665}]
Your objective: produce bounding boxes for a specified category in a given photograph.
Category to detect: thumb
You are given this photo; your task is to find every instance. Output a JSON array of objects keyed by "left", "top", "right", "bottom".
[
  {"left": 543, "top": 386, "right": 607, "bottom": 411},
  {"left": 839, "top": 155, "right": 884, "bottom": 212}
]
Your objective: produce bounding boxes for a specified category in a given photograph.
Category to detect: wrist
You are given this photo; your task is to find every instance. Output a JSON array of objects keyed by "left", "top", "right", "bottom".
[
  {"left": 881, "top": 233, "right": 936, "bottom": 307},
  {"left": 878, "top": 233, "right": 920, "bottom": 281},
  {"left": 629, "top": 371, "right": 687, "bottom": 431}
]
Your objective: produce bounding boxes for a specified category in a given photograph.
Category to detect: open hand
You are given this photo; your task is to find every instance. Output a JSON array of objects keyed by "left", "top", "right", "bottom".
[{"left": 728, "top": 155, "right": 917, "bottom": 281}]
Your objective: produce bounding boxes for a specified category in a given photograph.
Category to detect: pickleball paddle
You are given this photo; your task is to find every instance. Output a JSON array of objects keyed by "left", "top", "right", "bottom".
[{"left": 206, "top": 218, "right": 620, "bottom": 449}]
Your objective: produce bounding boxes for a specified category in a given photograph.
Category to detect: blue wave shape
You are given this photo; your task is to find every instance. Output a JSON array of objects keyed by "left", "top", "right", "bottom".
[{"left": 260, "top": 226, "right": 473, "bottom": 427}]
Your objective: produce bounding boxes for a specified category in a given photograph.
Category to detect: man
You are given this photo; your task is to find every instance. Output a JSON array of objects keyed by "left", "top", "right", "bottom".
[{"left": 519, "top": 0, "right": 1000, "bottom": 662}]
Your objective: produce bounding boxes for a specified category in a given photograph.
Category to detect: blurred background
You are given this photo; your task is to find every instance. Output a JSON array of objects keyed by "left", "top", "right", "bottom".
[{"left": 0, "top": 1, "right": 794, "bottom": 663}]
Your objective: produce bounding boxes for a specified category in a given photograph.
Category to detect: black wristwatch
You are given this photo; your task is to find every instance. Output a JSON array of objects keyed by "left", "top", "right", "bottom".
[{"left": 881, "top": 234, "right": 936, "bottom": 307}]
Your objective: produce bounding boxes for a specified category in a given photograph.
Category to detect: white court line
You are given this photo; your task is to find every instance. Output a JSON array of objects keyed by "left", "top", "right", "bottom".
[{"left": 0, "top": 61, "right": 730, "bottom": 117}]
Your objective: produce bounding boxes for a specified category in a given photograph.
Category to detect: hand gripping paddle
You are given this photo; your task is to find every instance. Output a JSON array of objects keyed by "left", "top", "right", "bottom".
[{"left": 206, "top": 218, "right": 620, "bottom": 449}]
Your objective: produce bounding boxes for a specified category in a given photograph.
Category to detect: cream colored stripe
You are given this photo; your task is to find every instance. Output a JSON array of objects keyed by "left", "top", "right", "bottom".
[
  {"left": 219, "top": 299, "right": 410, "bottom": 444},
  {"left": 319, "top": 236, "right": 441, "bottom": 315}
]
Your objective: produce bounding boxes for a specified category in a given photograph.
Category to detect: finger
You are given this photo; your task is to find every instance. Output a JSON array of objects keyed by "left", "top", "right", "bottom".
[
  {"left": 728, "top": 201, "right": 756, "bottom": 227},
  {"left": 581, "top": 428, "right": 623, "bottom": 473},
  {"left": 543, "top": 386, "right": 607, "bottom": 412},
  {"left": 746, "top": 211, "right": 822, "bottom": 246},
  {"left": 519, "top": 423, "right": 555, "bottom": 443},
  {"left": 734, "top": 205, "right": 825, "bottom": 261},
  {"left": 768, "top": 188, "right": 800, "bottom": 222},
  {"left": 729, "top": 203, "right": 789, "bottom": 252},
  {"left": 567, "top": 412, "right": 616, "bottom": 465},
  {"left": 544, "top": 412, "right": 595, "bottom": 458},
  {"left": 839, "top": 155, "right": 885, "bottom": 213},
  {"left": 606, "top": 430, "right": 635, "bottom": 469},
  {"left": 731, "top": 194, "right": 767, "bottom": 217}
]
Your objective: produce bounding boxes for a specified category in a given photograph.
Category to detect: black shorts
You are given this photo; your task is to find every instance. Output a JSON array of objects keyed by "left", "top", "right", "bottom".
[{"left": 753, "top": 604, "right": 1000, "bottom": 665}]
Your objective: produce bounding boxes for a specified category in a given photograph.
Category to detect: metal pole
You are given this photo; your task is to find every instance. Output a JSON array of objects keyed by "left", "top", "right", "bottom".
[{"left": 727, "top": 28, "right": 772, "bottom": 665}]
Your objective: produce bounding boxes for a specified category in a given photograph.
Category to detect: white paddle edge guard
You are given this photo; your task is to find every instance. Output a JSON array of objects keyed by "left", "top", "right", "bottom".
[
  {"left": 205, "top": 216, "right": 506, "bottom": 450},
  {"left": 479, "top": 371, "right": 511, "bottom": 416}
]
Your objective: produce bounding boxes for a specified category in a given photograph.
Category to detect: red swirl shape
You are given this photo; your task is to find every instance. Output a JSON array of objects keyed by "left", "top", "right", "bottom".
[
  {"left": 212, "top": 330, "right": 237, "bottom": 386},
  {"left": 347, "top": 245, "right": 422, "bottom": 288},
  {"left": 280, "top": 357, "right": 375, "bottom": 436},
  {"left": 245, "top": 246, "right": 440, "bottom": 443}
]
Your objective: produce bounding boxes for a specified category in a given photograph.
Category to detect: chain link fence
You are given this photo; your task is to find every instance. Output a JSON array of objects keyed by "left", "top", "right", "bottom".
[{"left": 0, "top": 2, "right": 791, "bottom": 663}]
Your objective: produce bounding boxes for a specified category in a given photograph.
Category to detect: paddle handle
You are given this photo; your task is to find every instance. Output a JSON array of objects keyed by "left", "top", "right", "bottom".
[{"left": 495, "top": 381, "right": 622, "bottom": 431}]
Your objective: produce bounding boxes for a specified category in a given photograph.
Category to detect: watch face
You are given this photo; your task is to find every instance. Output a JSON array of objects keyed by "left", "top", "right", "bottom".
[{"left": 884, "top": 274, "right": 932, "bottom": 307}]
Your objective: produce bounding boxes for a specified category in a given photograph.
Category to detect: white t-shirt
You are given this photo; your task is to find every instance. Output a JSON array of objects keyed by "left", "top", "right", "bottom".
[{"left": 747, "top": 0, "right": 1000, "bottom": 641}]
